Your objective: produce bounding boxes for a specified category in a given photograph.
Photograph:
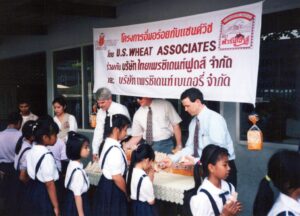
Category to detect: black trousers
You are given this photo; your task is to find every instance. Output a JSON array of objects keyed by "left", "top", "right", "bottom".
[{"left": 226, "top": 160, "right": 238, "bottom": 188}]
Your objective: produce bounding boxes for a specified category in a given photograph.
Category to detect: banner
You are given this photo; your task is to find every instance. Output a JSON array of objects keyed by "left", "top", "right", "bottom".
[{"left": 93, "top": 2, "right": 262, "bottom": 104}]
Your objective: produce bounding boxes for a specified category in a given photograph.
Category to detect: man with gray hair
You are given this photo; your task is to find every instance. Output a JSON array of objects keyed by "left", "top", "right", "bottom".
[{"left": 91, "top": 87, "right": 130, "bottom": 161}]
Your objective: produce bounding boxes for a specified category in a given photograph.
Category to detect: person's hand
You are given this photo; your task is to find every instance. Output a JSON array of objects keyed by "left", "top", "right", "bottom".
[
  {"left": 54, "top": 207, "right": 60, "bottom": 216},
  {"left": 179, "top": 155, "right": 195, "bottom": 166},
  {"left": 172, "top": 145, "right": 182, "bottom": 154},
  {"left": 160, "top": 157, "right": 173, "bottom": 169},
  {"left": 93, "top": 154, "right": 99, "bottom": 162},
  {"left": 221, "top": 201, "right": 242, "bottom": 216}
]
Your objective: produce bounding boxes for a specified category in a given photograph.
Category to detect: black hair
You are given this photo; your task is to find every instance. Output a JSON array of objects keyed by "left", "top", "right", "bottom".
[
  {"left": 180, "top": 88, "right": 204, "bottom": 103},
  {"left": 52, "top": 96, "right": 67, "bottom": 110},
  {"left": 193, "top": 161, "right": 203, "bottom": 190},
  {"left": 8, "top": 112, "right": 22, "bottom": 125},
  {"left": 253, "top": 150, "right": 300, "bottom": 216},
  {"left": 32, "top": 116, "right": 59, "bottom": 144},
  {"left": 98, "top": 114, "right": 131, "bottom": 156},
  {"left": 66, "top": 131, "right": 90, "bottom": 160},
  {"left": 200, "top": 144, "right": 229, "bottom": 178},
  {"left": 18, "top": 100, "right": 30, "bottom": 105},
  {"left": 126, "top": 144, "right": 155, "bottom": 197},
  {"left": 15, "top": 120, "right": 36, "bottom": 154}
]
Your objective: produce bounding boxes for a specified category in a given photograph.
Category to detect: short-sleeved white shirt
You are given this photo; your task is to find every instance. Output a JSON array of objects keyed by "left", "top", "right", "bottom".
[
  {"left": 268, "top": 193, "right": 300, "bottom": 216},
  {"left": 190, "top": 178, "right": 235, "bottom": 216},
  {"left": 131, "top": 99, "right": 182, "bottom": 141},
  {"left": 130, "top": 168, "right": 155, "bottom": 203},
  {"left": 26, "top": 144, "right": 59, "bottom": 182},
  {"left": 14, "top": 139, "right": 32, "bottom": 170},
  {"left": 64, "top": 160, "right": 90, "bottom": 196},
  {"left": 47, "top": 138, "right": 68, "bottom": 171},
  {"left": 98, "top": 138, "right": 127, "bottom": 180}
]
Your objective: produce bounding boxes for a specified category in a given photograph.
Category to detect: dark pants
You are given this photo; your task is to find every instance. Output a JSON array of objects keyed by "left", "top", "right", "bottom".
[{"left": 227, "top": 160, "right": 237, "bottom": 188}]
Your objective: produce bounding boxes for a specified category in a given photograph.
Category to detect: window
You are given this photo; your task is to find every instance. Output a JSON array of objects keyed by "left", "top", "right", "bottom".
[
  {"left": 240, "top": 34, "right": 300, "bottom": 144},
  {"left": 54, "top": 46, "right": 93, "bottom": 129}
]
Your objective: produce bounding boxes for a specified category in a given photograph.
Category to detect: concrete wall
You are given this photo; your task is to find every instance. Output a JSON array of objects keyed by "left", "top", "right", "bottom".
[{"left": 1, "top": 0, "right": 300, "bottom": 214}]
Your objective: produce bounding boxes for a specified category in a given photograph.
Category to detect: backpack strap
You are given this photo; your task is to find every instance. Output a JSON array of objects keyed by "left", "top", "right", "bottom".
[
  {"left": 66, "top": 168, "right": 88, "bottom": 189},
  {"left": 136, "top": 174, "right": 147, "bottom": 201},
  {"left": 16, "top": 147, "right": 31, "bottom": 171},
  {"left": 35, "top": 152, "right": 54, "bottom": 178},
  {"left": 227, "top": 181, "right": 232, "bottom": 193},
  {"left": 199, "top": 189, "right": 220, "bottom": 216}
]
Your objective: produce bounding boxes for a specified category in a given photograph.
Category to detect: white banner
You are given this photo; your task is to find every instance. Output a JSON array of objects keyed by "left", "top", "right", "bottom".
[{"left": 93, "top": 2, "right": 262, "bottom": 104}]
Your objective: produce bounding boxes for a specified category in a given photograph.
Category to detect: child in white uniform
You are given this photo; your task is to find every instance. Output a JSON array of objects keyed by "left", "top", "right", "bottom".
[
  {"left": 190, "top": 144, "right": 242, "bottom": 216},
  {"left": 93, "top": 114, "right": 131, "bottom": 216},
  {"left": 64, "top": 131, "right": 90, "bottom": 216},
  {"left": 127, "top": 144, "right": 156, "bottom": 216},
  {"left": 24, "top": 117, "right": 60, "bottom": 216},
  {"left": 253, "top": 150, "right": 300, "bottom": 216}
]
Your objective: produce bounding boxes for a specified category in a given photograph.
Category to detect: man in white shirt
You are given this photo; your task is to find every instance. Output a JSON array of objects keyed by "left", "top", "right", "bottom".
[
  {"left": 165, "top": 88, "right": 237, "bottom": 187},
  {"left": 18, "top": 100, "right": 38, "bottom": 130},
  {"left": 128, "top": 97, "right": 182, "bottom": 154},
  {"left": 92, "top": 88, "right": 130, "bottom": 161}
]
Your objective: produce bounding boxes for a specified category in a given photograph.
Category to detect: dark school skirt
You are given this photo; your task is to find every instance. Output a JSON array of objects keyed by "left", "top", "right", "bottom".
[
  {"left": 12, "top": 170, "right": 30, "bottom": 216},
  {"left": 22, "top": 179, "right": 55, "bottom": 216},
  {"left": 131, "top": 200, "right": 158, "bottom": 216},
  {"left": 63, "top": 189, "right": 91, "bottom": 216},
  {"left": 93, "top": 175, "right": 128, "bottom": 216}
]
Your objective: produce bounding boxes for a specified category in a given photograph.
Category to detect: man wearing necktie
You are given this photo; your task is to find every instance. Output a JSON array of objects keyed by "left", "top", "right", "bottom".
[
  {"left": 128, "top": 97, "right": 182, "bottom": 154},
  {"left": 166, "top": 88, "right": 237, "bottom": 187},
  {"left": 91, "top": 88, "right": 130, "bottom": 161}
]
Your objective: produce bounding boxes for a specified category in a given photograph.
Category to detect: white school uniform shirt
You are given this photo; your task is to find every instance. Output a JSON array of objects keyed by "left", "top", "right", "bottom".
[
  {"left": 20, "top": 112, "right": 38, "bottom": 130},
  {"left": 98, "top": 138, "right": 127, "bottom": 180},
  {"left": 268, "top": 193, "right": 300, "bottom": 216},
  {"left": 26, "top": 144, "right": 59, "bottom": 182},
  {"left": 130, "top": 168, "right": 155, "bottom": 203},
  {"left": 190, "top": 178, "right": 235, "bottom": 216},
  {"left": 47, "top": 138, "right": 68, "bottom": 171},
  {"left": 64, "top": 160, "right": 90, "bottom": 196},
  {"left": 0, "top": 128, "right": 22, "bottom": 163},
  {"left": 170, "top": 106, "right": 235, "bottom": 163},
  {"left": 92, "top": 101, "right": 130, "bottom": 154},
  {"left": 53, "top": 114, "right": 78, "bottom": 133},
  {"left": 131, "top": 99, "right": 182, "bottom": 142},
  {"left": 14, "top": 139, "right": 32, "bottom": 170}
]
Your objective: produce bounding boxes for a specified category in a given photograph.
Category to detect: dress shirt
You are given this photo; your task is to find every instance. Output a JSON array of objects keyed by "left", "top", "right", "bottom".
[
  {"left": 98, "top": 138, "right": 127, "bottom": 180},
  {"left": 92, "top": 101, "right": 130, "bottom": 154},
  {"left": 190, "top": 178, "right": 235, "bottom": 216},
  {"left": 47, "top": 138, "right": 68, "bottom": 171},
  {"left": 26, "top": 144, "right": 59, "bottom": 182},
  {"left": 14, "top": 139, "right": 32, "bottom": 170},
  {"left": 64, "top": 160, "right": 90, "bottom": 196},
  {"left": 130, "top": 168, "right": 155, "bottom": 203},
  {"left": 170, "top": 106, "right": 235, "bottom": 162},
  {"left": 0, "top": 128, "right": 22, "bottom": 163},
  {"left": 268, "top": 193, "right": 300, "bottom": 216},
  {"left": 131, "top": 99, "right": 181, "bottom": 142}
]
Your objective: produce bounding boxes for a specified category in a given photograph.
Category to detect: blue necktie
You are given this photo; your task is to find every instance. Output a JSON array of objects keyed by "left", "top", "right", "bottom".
[{"left": 219, "top": 191, "right": 230, "bottom": 205}]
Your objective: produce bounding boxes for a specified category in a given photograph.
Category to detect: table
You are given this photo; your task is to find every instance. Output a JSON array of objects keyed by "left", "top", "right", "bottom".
[{"left": 85, "top": 165, "right": 194, "bottom": 205}]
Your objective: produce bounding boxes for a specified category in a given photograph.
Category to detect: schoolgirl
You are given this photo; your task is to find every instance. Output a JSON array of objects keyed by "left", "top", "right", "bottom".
[
  {"left": 190, "top": 144, "right": 242, "bottom": 216},
  {"left": 24, "top": 117, "right": 60, "bottom": 216},
  {"left": 127, "top": 144, "right": 156, "bottom": 216},
  {"left": 52, "top": 96, "right": 78, "bottom": 142},
  {"left": 93, "top": 114, "right": 131, "bottom": 216},
  {"left": 253, "top": 150, "right": 300, "bottom": 216},
  {"left": 64, "top": 131, "right": 91, "bottom": 216},
  {"left": 13, "top": 120, "right": 35, "bottom": 215}
]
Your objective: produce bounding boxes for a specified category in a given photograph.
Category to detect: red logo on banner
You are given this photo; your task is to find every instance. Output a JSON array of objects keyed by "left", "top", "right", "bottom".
[
  {"left": 98, "top": 33, "right": 105, "bottom": 47},
  {"left": 219, "top": 11, "right": 255, "bottom": 50}
]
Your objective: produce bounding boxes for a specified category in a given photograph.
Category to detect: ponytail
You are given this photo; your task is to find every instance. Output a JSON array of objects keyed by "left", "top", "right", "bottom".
[
  {"left": 253, "top": 177, "right": 274, "bottom": 216},
  {"left": 15, "top": 136, "right": 24, "bottom": 154},
  {"left": 126, "top": 149, "right": 138, "bottom": 197},
  {"left": 193, "top": 161, "right": 203, "bottom": 190}
]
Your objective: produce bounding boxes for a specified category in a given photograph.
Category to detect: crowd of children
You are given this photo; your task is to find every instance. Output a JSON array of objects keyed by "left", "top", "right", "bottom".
[{"left": 0, "top": 108, "right": 300, "bottom": 216}]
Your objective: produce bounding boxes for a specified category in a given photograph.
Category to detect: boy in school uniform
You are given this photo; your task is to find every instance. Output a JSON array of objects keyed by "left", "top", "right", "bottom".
[
  {"left": 0, "top": 112, "right": 22, "bottom": 215},
  {"left": 18, "top": 100, "right": 38, "bottom": 130}
]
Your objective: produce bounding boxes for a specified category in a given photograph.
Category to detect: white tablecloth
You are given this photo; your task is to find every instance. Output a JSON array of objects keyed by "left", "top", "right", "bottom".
[{"left": 86, "top": 170, "right": 194, "bottom": 205}]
